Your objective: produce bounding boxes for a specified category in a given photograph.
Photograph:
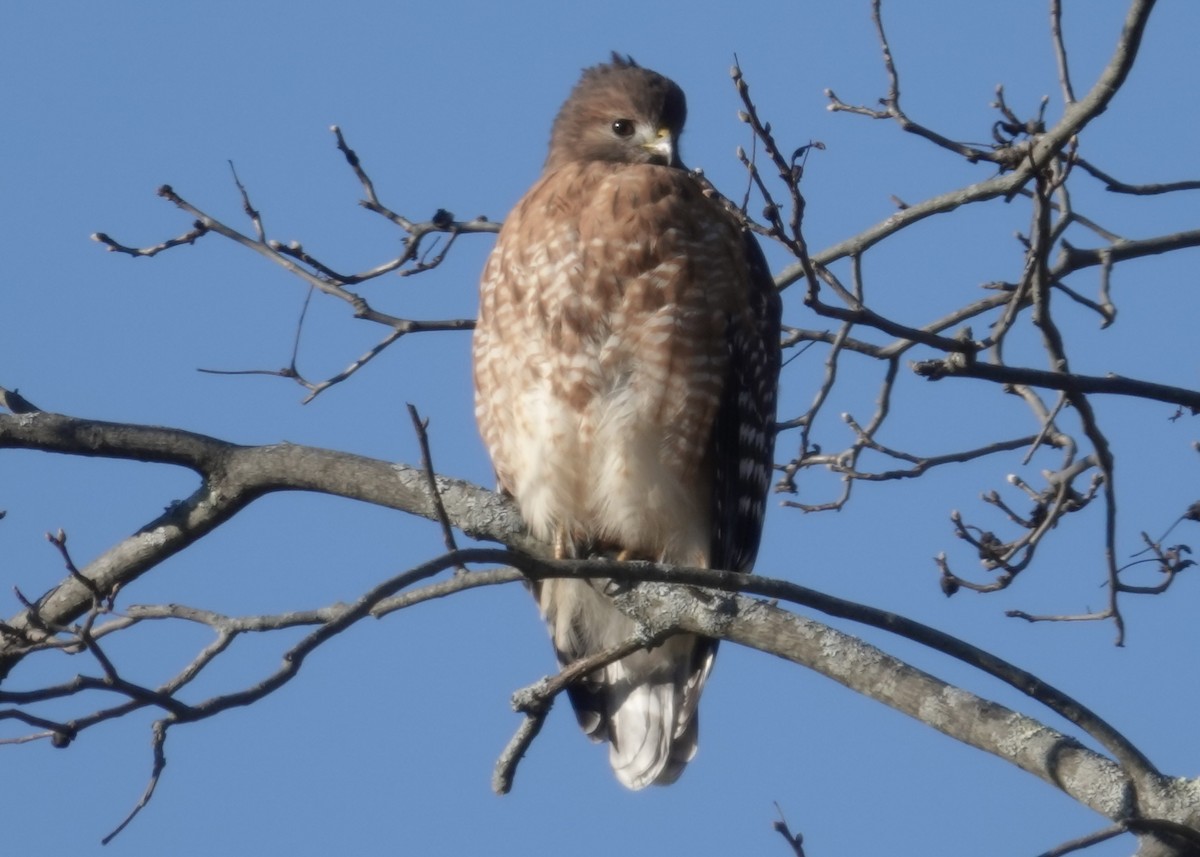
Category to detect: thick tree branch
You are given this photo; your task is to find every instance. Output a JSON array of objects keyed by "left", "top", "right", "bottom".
[
  {"left": 0, "top": 409, "right": 533, "bottom": 677},
  {"left": 5, "top": 397, "right": 1199, "bottom": 844},
  {"left": 0, "top": 404, "right": 1156, "bottom": 782}
]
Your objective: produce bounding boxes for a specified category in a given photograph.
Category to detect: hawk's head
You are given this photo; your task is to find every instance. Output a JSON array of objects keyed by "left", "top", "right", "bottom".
[{"left": 545, "top": 53, "right": 687, "bottom": 172}]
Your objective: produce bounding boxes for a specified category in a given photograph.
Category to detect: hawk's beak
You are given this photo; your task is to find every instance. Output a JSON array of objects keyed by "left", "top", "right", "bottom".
[{"left": 643, "top": 127, "right": 676, "bottom": 166}]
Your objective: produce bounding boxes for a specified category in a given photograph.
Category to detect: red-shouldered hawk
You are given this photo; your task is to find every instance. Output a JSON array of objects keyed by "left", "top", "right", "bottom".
[{"left": 473, "top": 54, "right": 781, "bottom": 789}]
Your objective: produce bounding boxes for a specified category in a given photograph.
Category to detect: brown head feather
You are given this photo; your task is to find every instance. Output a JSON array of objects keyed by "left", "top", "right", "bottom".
[{"left": 545, "top": 56, "right": 687, "bottom": 171}]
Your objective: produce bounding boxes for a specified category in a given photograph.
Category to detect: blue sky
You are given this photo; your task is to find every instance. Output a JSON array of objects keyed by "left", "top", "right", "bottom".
[{"left": 2, "top": 1, "right": 1198, "bottom": 855}]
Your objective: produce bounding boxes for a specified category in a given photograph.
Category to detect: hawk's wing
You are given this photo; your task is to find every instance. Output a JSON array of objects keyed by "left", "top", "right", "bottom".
[{"left": 710, "top": 228, "right": 781, "bottom": 573}]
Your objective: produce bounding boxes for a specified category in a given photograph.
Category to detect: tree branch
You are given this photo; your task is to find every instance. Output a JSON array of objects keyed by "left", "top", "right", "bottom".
[
  {"left": 4, "top": 400, "right": 1198, "bottom": 840},
  {"left": 0, "top": 408, "right": 534, "bottom": 678},
  {"left": 910, "top": 360, "right": 1200, "bottom": 413}
]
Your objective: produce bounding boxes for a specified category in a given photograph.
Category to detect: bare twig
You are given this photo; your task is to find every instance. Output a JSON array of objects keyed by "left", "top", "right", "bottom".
[
  {"left": 1049, "top": 0, "right": 1077, "bottom": 106},
  {"left": 1035, "top": 822, "right": 1127, "bottom": 857},
  {"left": 92, "top": 222, "right": 210, "bottom": 257},
  {"left": 823, "top": 0, "right": 997, "bottom": 164},
  {"left": 101, "top": 720, "right": 168, "bottom": 844},
  {"left": 228, "top": 160, "right": 265, "bottom": 242},
  {"left": 406, "top": 403, "right": 464, "bottom": 572},
  {"left": 773, "top": 803, "right": 807, "bottom": 857},
  {"left": 1072, "top": 156, "right": 1200, "bottom": 196},
  {"left": 493, "top": 630, "right": 673, "bottom": 794},
  {"left": 911, "top": 361, "right": 1200, "bottom": 413}
]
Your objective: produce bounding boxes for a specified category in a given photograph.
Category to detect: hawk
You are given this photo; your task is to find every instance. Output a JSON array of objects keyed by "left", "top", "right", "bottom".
[{"left": 473, "top": 55, "right": 781, "bottom": 789}]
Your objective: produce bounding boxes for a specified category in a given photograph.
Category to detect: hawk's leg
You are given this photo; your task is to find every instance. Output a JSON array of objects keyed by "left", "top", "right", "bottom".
[{"left": 553, "top": 530, "right": 570, "bottom": 561}]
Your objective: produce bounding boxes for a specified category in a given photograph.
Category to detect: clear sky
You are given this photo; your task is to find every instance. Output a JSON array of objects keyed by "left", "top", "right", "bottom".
[{"left": 2, "top": 1, "right": 1198, "bottom": 855}]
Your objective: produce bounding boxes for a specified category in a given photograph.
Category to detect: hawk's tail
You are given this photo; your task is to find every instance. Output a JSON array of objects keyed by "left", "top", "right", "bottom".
[
  {"left": 586, "top": 637, "right": 715, "bottom": 789},
  {"left": 539, "top": 576, "right": 716, "bottom": 789}
]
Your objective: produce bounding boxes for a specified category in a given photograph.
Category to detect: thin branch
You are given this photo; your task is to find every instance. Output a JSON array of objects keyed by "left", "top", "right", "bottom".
[
  {"left": 835, "top": 431, "right": 1045, "bottom": 482},
  {"left": 228, "top": 161, "right": 265, "bottom": 242},
  {"left": 1054, "top": 229, "right": 1200, "bottom": 277},
  {"left": 1050, "top": 0, "right": 1077, "bottom": 106},
  {"left": 91, "top": 222, "right": 210, "bottom": 257},
  {"left": 1008, "top": 608, "right": 1113, "bottom": 625},
  {"left": 101, "top": 719, "right": 168, "bottom": 845},
  {"left": 773, "top": 803, "right": 807, "bottom": 857},
  {"left": 493, "top": 631, "right": 672, "bottom": 794},
  {"left": 911, "top": 360, "right": 1200, "bottom": 413},
  {"left": 1072, "top": 156, "right": 1200, "bottom": 196},
  {"left": 788, "top": 0, "right": 1162, "bottom": 288},
  {"left": 406, "top": 403, "right": 464, "bottom": 571},
  {"left": 823, "top": 0, "right": 996, "bottom": 164},
  {"left": 1036, "top": 822, "right": 1127, "bottom": 857}
]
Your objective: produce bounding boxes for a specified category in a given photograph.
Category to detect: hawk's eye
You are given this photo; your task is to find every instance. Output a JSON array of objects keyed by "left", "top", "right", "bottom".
[{"left": 611, "top": 119, "right": 636, "bottom": 138}]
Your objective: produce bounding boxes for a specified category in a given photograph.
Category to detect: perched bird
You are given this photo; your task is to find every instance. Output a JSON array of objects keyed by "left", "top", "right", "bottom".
[{"left": 473, "top": 54, "right": 781, "bottom": 789}]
